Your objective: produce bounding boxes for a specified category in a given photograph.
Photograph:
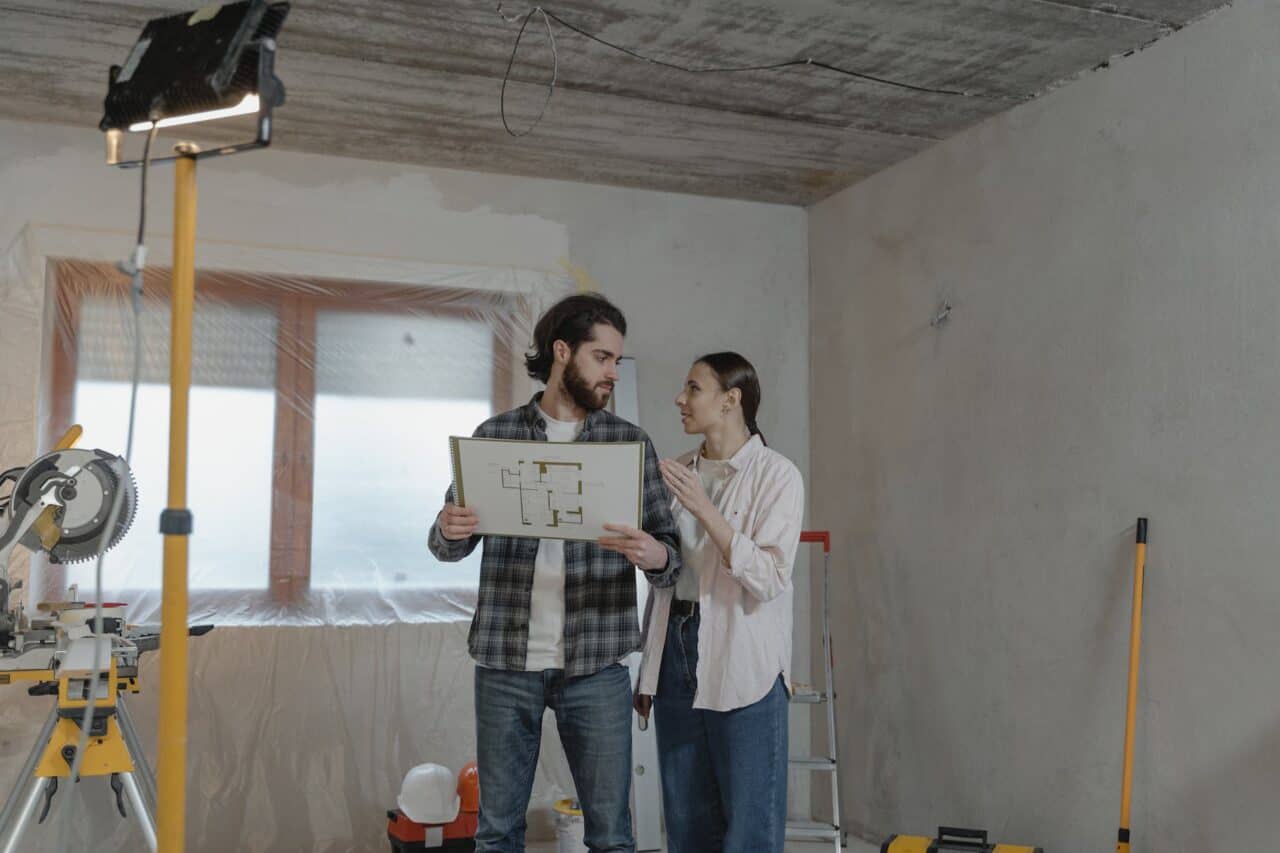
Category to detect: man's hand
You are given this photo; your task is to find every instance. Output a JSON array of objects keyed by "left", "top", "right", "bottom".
[
  {"left": 598, "top": 524, "right": 669, "bottom": 571},
  {"left": 438, "top": 503, "right": 479, "bottom": 541}
]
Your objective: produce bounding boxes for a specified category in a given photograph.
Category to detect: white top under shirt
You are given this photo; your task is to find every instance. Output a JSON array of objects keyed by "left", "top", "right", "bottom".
[
  {"left": 523, "top": 406, "right": 582, "bottom": 670},
  {"left": 674, "top": 457, "right": 734, "bottom": 602}
]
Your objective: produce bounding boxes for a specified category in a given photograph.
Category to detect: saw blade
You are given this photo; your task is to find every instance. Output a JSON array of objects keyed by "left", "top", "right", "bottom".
[
  {"left": 10, "top": 449, "right": 138, "bottom": 564},
  {"left": 48, "top": 455, "right": 138, "bottom": 565}
]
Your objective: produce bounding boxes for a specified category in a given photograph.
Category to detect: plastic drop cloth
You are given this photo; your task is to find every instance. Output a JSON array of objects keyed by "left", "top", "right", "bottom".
[
  {"left": 0, "top": 227, "right": 590, "bottom": 850},
  {"left": 31, "top": 253, "right": 573, "bottom": 627}
]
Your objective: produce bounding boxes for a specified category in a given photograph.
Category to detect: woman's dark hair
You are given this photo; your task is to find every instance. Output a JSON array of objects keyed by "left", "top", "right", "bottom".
[
  {"left": 524, "top": 293, "right": 628, "bottom": 383},
  {"left": 696, "top": 351, "right": 766, "bottom": 445}
]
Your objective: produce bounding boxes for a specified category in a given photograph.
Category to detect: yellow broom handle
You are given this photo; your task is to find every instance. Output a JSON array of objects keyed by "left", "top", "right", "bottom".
[{"left": 1117, "top": 517, "right": 1147, "bottom": 853}]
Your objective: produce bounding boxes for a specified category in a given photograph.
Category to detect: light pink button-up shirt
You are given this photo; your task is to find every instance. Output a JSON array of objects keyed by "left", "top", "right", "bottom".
[{"left": 637, "top": 434, "right": 805, "bottom": 711}]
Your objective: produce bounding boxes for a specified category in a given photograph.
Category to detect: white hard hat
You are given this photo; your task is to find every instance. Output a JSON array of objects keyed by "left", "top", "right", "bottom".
[{"left": 398, "top": 763, "right": 461, "bottom": 824}]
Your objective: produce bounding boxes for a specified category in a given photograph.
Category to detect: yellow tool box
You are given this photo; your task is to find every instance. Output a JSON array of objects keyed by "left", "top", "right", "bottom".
[{"left": 882, "top": 826, "right": 1043, "bottom": 853}]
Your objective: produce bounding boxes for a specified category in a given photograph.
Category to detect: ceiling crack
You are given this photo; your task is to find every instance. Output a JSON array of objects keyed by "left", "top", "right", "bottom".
[{"left": 1022, "top": 0, "right": 1179, "bottom": 33}]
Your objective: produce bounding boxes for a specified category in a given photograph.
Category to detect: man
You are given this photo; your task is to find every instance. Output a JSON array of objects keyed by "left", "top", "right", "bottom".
[{"left": 429, "top": 292, "right": 680, "bottom": 853}]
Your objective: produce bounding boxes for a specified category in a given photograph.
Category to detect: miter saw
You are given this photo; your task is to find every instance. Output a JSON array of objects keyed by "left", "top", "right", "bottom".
[
  {"left": 0, "top": 427, "right": 137, "bottom": 662},
  {"left": 0, "top": 426, "right": 193, "bottom": 853}
]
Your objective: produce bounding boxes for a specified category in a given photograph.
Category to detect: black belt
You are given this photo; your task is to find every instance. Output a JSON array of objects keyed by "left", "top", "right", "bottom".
[{"left": 670, "top": 598, "right": 699, "bottom": 617}]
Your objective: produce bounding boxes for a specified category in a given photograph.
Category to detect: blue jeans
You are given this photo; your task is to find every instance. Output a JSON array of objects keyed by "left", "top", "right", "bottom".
[
  {"left": 654, "top": 609, "right": 789, "bottom": 853},
  {"left": 474, "top": 663, "right": 634, "bottom": 852}
]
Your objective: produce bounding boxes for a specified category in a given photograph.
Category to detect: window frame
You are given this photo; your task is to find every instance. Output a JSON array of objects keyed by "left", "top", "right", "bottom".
[{"left": 46, "top": 260, "right": 516, "bottom": 610}]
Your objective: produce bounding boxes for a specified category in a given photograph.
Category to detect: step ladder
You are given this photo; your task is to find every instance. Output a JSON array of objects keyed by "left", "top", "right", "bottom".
[{"left": 786, "top": 530, "right": 843, "bottom": 851}]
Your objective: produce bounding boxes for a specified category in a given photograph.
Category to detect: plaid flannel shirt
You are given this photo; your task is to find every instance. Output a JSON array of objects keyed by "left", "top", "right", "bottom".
[{"left": 428, "top": 394, "right": 682, "bottom": 677}]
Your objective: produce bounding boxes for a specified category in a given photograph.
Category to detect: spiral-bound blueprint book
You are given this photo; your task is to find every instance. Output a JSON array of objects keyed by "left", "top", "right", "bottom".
[{"left": 449, "top": 437, "right": 644, "bottom": 541}]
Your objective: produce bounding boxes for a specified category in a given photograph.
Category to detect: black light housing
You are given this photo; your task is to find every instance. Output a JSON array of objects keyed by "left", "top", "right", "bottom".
[{"left": 100, "top": 0, "right": 290, "bottom": 166}]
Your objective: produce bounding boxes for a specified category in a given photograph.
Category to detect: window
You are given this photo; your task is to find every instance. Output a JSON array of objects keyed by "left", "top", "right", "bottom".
[
  {"left": 308, "top": 311, "right": 494, "bottom": 590},
  {"left": 49, "top": 261, "right": 522, "bottom": 620}
]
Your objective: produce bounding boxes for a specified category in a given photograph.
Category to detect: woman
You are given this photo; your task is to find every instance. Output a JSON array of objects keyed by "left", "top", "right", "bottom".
[{"left": 635, "top": 351, "right": 804, "bottom": 853}]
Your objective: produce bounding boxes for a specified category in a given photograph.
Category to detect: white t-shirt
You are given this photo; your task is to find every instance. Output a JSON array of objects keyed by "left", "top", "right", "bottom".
[
  {"left": 674, "top": 456, "right": 735, "bottom": 602},
  {"left": 524, "top": 406, "right": 582, "bottom": 670}
]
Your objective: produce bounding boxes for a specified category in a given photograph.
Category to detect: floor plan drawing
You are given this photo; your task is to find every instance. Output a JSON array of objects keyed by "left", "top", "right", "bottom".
[
  {"left": 450, "top": 437, "right": 642, "bottom": 541},
  {"left": 501, "top": 460, "right": 585, "bottom": 527}
]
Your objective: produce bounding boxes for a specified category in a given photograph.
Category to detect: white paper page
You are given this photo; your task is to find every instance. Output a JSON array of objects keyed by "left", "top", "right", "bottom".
[{"left": 450, "top": 437, "right": 644, "bottom": 541}]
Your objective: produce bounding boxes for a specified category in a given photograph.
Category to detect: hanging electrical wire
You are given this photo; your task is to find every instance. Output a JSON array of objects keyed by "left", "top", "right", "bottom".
[
  {"left": 496, "top": 3, "right": 998, "bottom": 138},
  {"left": 54, "top": 122, "right": 157, "bottom": 853},
  {"left": 501, "top": 6, "right": 559, "bottom": 137}
]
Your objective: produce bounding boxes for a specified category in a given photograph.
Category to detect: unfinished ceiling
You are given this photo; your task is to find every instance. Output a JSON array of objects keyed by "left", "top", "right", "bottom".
[{"left": 0, "top": 0, "right": 1229, "bottom": 204}]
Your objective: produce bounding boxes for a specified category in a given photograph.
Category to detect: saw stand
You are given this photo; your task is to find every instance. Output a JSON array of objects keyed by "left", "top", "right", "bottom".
[{"left": 0, "top": 653, "right": 157, "bottom": 852}]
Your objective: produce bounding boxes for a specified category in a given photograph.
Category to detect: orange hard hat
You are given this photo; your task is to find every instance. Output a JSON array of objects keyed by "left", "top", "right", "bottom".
[{"left": 457, "top": 761, "right": 479, "bottom": 813}]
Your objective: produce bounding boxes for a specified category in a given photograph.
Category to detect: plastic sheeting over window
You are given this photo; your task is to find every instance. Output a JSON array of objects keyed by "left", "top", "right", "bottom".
[{"left": 5, "top": 249, "right": 570, "bottom": 627}]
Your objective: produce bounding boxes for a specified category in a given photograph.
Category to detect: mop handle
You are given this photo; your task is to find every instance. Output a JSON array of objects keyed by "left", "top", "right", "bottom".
[{"left": 1117, "top": 517, "right": 1148, "bottom": 853}]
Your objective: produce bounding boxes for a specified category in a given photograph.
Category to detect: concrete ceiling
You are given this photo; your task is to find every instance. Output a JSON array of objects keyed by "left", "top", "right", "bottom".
[{"left": 0, "top": 1, "right": 1229, "bottom": 205}]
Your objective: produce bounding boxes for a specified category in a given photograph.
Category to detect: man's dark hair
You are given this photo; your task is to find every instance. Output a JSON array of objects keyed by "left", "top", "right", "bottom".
[{"left": 524, "top": 293, "right": 627, "bottom": 383}]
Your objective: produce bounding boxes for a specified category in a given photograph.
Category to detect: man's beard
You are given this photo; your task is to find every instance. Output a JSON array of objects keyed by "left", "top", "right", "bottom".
[{"left": 562, "top": 358, "right": 612, "bottom": 411}]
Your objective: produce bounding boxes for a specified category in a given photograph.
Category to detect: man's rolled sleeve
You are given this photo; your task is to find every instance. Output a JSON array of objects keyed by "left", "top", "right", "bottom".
[
  {"left": 428, "top": 481, "right": 482, "bottom": 562},
  {"left": 638, "top": 437, "right": 681, "bottom": 587}
]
